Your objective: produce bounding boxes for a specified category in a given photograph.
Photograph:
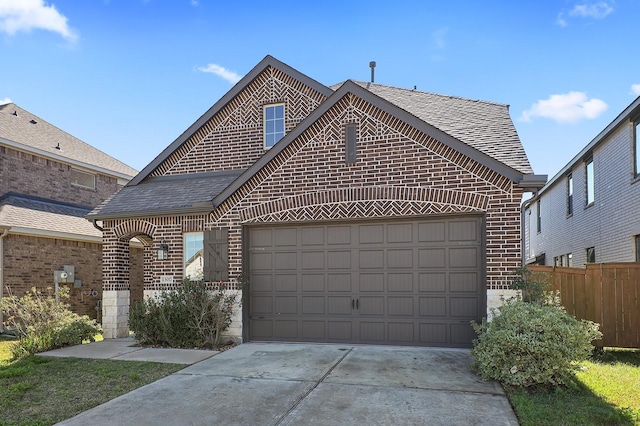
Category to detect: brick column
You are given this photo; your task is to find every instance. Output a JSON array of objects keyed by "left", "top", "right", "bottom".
[{"left": 102, "top": 235, "right": 131, "bottom": 338}]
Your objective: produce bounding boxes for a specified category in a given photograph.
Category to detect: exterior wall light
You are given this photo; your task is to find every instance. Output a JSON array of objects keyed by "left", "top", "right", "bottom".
[{"left": 157, "top": 241, "right": 169, "bottom": 260}]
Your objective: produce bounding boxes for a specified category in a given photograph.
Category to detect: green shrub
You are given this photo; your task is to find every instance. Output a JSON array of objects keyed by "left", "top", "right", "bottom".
[
  {"left": 472, "top": 294, "right": 602, "bottom": 389},
  {"left": 129, "top": 279, "right": 237, "bottom": 349},
  {"left": 0, "top": 287, "right": 102, "bottom": 359}
]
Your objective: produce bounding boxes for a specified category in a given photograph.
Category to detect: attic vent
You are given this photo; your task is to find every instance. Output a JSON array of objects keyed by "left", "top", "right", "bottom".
[
  {"left": 345, "top": 124, "right": 357, "bottom": 164},
  {"left": 30, "top": 119, "right": 37, "bottom": 124}
]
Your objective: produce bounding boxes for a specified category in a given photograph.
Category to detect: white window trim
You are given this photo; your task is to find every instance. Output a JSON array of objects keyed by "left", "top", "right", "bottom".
[
  {"left": 183, "top": 232, "right": 204, "bottom": 281},
  {"left": 263, "top": 103, "right": 285, "bottom": 150}
]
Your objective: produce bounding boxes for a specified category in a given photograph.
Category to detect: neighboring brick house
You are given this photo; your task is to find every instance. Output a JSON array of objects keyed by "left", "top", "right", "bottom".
[
  {"left": 89, "top": 56, "right": 545, "bottom": 347},
  {"left": 524, "top": 96, "right": 640, "bottom": 267},
  {"left": 0, "top": 103, "right": 139, "bottom": 326}
]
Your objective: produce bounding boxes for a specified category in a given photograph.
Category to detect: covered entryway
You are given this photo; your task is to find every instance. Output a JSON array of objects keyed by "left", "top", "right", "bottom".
[{"left": 247, "top": 216, "right": 485, "bottom": 348}]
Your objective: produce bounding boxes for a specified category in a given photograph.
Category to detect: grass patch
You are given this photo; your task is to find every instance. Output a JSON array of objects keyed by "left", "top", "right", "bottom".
[
  {"left": 0, "top": 335, "right": 184, "bottom": 426},
  {"left": 506, "top": 348, "right": 640, "bottom": 425}
]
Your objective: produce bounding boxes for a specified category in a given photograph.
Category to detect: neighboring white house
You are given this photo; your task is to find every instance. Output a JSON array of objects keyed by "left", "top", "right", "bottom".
[{"left": 524, "top": 96, "right": 640, "bottom": 267}]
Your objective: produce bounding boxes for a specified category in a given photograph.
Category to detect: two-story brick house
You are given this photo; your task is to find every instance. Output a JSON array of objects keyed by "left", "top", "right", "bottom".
[
  {"left": 524, "top": 96, "right": 640, "bottom": 267},
  {"left": 89, "top": 56, "right": 545, "bottom": 347},
  {"left": 0, "top": 103, "right": 138, "bottom": 325}
]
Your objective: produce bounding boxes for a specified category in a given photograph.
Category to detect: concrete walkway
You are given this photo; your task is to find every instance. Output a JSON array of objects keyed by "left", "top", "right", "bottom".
[
  {"left": 53, "top": 342, "right": 519, "bottom": 426},
  {"left": 40, "top": 336, "right": 218, "bottom": 365}
]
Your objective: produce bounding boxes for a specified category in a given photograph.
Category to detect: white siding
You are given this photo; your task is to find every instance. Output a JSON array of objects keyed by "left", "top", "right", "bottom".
[{"left": 526, "top": 122, "right": 640, "bottom": 266}]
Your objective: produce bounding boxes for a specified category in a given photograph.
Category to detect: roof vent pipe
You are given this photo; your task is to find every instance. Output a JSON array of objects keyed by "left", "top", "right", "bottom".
[{"left": 369, "top": 61, "right": 376, "bottom": 83}]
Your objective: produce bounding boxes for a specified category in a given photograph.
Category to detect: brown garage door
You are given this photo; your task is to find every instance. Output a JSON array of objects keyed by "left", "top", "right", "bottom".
[{"left": 247, "top": 216, "right": 485, "bottom": 348}]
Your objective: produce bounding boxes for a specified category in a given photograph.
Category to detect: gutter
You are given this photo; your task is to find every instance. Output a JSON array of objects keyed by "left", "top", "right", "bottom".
[{"left": 0, "top": 227, "right": 8, "bottom": 332}]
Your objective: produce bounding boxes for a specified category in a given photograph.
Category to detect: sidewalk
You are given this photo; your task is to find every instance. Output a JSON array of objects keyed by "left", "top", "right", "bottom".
[{"left": 39, "top": 336, "right": 218, "bottom": 365}]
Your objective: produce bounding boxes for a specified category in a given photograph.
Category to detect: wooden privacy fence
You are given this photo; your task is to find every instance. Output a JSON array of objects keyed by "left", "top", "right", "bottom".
[{"left": 529, "top": 264, "right": 640, "bottom": 348}]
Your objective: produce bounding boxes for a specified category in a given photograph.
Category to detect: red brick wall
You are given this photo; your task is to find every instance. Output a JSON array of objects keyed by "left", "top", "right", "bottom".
[{"left": 0, "top": 145, "right": 122, "bottom": 207}]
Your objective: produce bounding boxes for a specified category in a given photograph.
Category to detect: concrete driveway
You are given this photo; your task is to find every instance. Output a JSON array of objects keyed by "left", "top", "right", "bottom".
[{"left": 58, "top": 343, "right": 518, "bottom": 426}]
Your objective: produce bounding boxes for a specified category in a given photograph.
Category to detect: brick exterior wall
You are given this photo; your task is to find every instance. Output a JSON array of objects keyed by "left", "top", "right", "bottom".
[
  {"left": 0, "top": 142, "right": 133, "bottom": 322},
  {"left": 0, "top": 145, "right": 123, "bottom": 207},
  {"left": 102, "top": 67, "right": 525, "bottom": 303},
  {"left": 525, "top": 122, "right": 640, "bottom": 266}
]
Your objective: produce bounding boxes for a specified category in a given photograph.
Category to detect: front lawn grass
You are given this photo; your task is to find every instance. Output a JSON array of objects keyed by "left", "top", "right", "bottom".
[
  {"left": 506, "top": 348, "right": 640, "bottom": 425},
  {"left": 0, "top": 335, "right": 184, "bottom": 426}
]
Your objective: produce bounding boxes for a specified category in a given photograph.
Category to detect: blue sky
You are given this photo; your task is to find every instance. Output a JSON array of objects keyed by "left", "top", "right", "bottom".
[{"left": 1, "top": 0, "right": 638, "bottom": 181}]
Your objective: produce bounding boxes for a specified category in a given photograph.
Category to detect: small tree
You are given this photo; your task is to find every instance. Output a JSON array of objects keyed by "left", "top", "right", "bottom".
[{"left": 0, "top": 286, "right": 102, "bottom": 359}]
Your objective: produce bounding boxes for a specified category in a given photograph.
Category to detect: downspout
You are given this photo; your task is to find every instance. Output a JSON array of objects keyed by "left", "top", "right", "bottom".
[
  {"left": 0, "top": 227, "right": 9, "bottom": 332},
  {"left": 92, "top": 219, "right": 103, "bottom": 232}
]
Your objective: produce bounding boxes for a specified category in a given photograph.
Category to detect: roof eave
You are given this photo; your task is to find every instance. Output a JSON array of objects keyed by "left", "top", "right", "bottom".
[
  {"left": 128, "top": 55, "right": 333, "bottom": 187},
  {"left": 86, "top": 204, "right": 214, "bottom": 221},
  {"left": 0, "top": 137, "right": 136, "bottom": 181}
]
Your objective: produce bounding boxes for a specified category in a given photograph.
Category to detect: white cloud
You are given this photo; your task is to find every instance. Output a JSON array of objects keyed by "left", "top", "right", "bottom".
[
  {"left": 556, "top": 2, "right": 614, "bottom": 27},
  {"left": 197, "top": 63, "right": 242, "bottom": 84},
  {"left": 520, "top": 92, "right": 608, "bottom": 123},
  {"left": 569, "top": 2, "right": 614, "bottom": 19},
  {"left": 631, "top": 84, "right": 640, "bottom": 96},
  {"left": 432, "top": 27, "right": 448, "bottom": 50},
  {"left": 0, "top": 97, "right": 12, "bottom": 105},
  {"left": 0, "top": 0, "right": 77, "bottom": 41}
]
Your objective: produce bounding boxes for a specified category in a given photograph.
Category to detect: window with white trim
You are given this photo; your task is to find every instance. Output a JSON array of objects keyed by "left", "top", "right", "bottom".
[
  {"left": 567, "top": 174, "right": 573, "bottom": 216},
  {"left": 586, "top": 246, "right": 596, "bottom": 263},
  {"left": 184, "top": 233, "right": 203, "bottom": 280},
  {"left": 70, "top": 168, "right": 96, "bottom": 190},
  {"left": 264, "top": 104, "right": 285, "bottom": 149},
  {"left": 634, "top": 120, "right": 640, "bottom": 178}
]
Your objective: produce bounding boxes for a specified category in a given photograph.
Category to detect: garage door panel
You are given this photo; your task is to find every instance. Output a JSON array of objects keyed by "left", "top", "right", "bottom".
[
  {"left": 328, "top": 274, "right": 351, "bottom": 292},
  {"left": 450, "top": 273, "right": 479, "bottom": 292},
  {"left": 360, "top": 273, "right": 384, "bottom": 292},
  {"left": 301, "top": 227, "right": 324, "bottom": 246},
  {"left": 388, "top": 273, "right": 413, "bottom": 292},
  {"left": 275, "top": 252, "right": 297, "bottom": 269},
  {"left": 418, "top": 222, "right": 445, "bottom": 242},
  {"left": 449, "top": 247, "right": 478, "bottom": 268},
  {"left": 419, "top": 273, "right": 446, "bottom": 292},
  {"left": 327, "top": 251, "right": 351, "bottom": 269},
  {"left": 275, "top": 228, "right": 297, "bottom": 246},
  {"left": 328, "top": 321, "right": 353, "bottom": 340},
  {"left": 419, "top": 323, "right": 448, "bottom": 344},
  {"left": 359, "top": 296, "right": 384, "bottom": 315},
  {"left": 275, "top": 296, "right": 297, "bottom": 314},
  {"left": 251, "top": 274, "right": 273, "bottom": 292},
  {"left": 248, "top": 216, "right": 484, "bottom": 348},
  {"left": 389, "top": 322, "right": 415, "bottom": 343},
  {"left": 251, "top": 296, "right": 273, "bottom": 314},
  {"left": 360, "top": 250, "right": 384, "bottom": 268},
  {"left": 302, "top": 321, "right": 325, "bottom": 339},
  {"left": 388, "top": 223, "right": 413, "bottom": 243},
  {"left": 360, "top": 224, "right": 384, "bottom": 244},
  {"left": 328, "top": 226, "right": 351, "bottom": 245},
  {"left": 450, "top": 297, "right": 479, "bottom": 318},
  {"left": 302, "top": 296, "right": 325, "bottom": 314},
  {"left": 275, "top": 274, "right": 297, "bottom": 292},
  {"left": 328, "top": 296, "right": 353, "bottom": 314},
  {"left": 420, "top": 297, "right": 447, "bottom": 316},
  {"left": 274, "top": 320, "right": 298, "bottom": 338},
  {"left": 250, "top": 252, "right": 272, "bottom": 270},
  {"left": 388, "top": 249, "right": 413, "bottom": 268},
  {"left": 419, "top": 248, "right": 445, "bottom": 268},
  {"left": 302, "top": 274, "right": 325, "bottom": 292},
  {"left": 359, "top": 321, "right": 385, "bottom": 341},
  {"left": 388, "top": 297, "right": 414, "bottom": 316},
  {"left": 449, "top": 220, "right": 479, "bottom": 242}
]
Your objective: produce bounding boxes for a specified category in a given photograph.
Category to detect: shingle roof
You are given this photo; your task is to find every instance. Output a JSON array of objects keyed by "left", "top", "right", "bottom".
[
  {"left": 341, "top": 82, "right": 533, "bottom": 174},
  {"left": 0, "top": 103, "right": 137, "bottom": 178},
  {"left": 0, "top": 193, "right": 101, "bottom": 239},
  {"left": 88, "top": 170, "right": 244, "bottom": 218}
]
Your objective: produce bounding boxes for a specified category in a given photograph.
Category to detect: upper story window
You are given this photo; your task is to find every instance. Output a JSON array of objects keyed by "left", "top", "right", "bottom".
[
  {"left": 567, "top": 174, "right": 573, "bottom": 216},
  {"left": 585, "top": 157, "right": 594, "bottom": 206},
  {"left": 634, "top": 120, "right": 639, "bottom": 178},
  {"left": 70, "top": 168, "right": 96, "bottom": 190},
  {"left": 536, "top": 200, "right": 541, "bottom": 233},
  {"left": 636, "top": 235, "right": 640, "bottom": 262},
  {"left": 264, "top": 104, "right": 285, "bottom": 149},
  {"left": 586, "top": 246, "right": 596, "bottom": 263}
]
